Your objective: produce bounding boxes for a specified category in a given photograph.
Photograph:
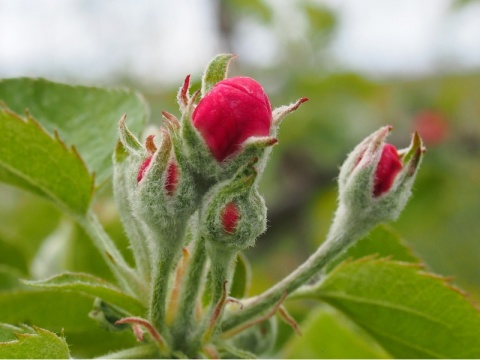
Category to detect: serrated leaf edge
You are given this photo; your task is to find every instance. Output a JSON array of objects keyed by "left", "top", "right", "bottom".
[
  {"left": 0, "top": 77, "right": 150, "bottom": 187},
  {"left": 319, "top": 257, "right": 480, "bottom": 358},
  {"left": 0, "top": 325, "right": 66, "bottom": 345},
  {"left": 0, "top": 105, "right": 95, "bottom": 214},
  {"left": 329, "top": 256, "right": 480, "bottom": 312}
]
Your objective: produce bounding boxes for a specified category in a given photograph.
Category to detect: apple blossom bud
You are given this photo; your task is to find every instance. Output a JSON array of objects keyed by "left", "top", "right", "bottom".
[
  {"left": 137, "top": 155, "right": 152, "bottom": 183},
  {"left": 180, "top": 54, "right": 307, "bottom": 184},
  {"left": 203, "top": 159, "right": 267, "bottom": 252},
  {"left": 373, "top": 143, "right": 403, "bottom": 197},
  {"left": 337, "top": 126, "right": 425, "bottom": 226},
  {"left": 117, "top": 118, "right": 200, "bottom": 268},
  {"left": 221, "top": 202, "right": 240, "bottom": 234},
  {"left": 192, "top": 76, "right": 272, "bottom": 162},
  {"left": 165, "top": 161, "right": 179, "bottom": 196}
]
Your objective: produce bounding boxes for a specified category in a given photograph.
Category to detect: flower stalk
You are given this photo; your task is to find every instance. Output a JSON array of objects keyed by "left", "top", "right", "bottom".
[{"left": 221, "top": 127, "right": 424, "bottom": 332}]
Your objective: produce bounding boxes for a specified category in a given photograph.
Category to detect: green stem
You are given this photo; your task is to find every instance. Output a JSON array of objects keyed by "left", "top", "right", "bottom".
[
  {"left": 221, "top": 205, "right": 370, "bottom": 332},
  {"left": 149, "top": 246, "right": 176, "bottom": 338},
  {"left": 208, "top": 245, "right": 237, "bottom": 313},
  {"left": 171, "top": 235, "right": 207, "bottom": 347},
  {"left": 186, "top": 245, "right": 236, "bottom": 355},
  {"left": 77, "top": 210, "right": 147, "bottom": 300},
  {"left": 198, "top": 246, "right": 236, "bottom": 339},
  {"left": 147, "top": 216, "right": 192, "bottom": 342}
]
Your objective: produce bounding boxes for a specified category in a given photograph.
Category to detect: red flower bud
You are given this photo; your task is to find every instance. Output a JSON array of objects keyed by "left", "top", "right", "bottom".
[
  {"left": 221, "top": 202, "right": 240, "bottom": 234},
  {"left": 137, "top": 155, "right": 153, "bottom": 182},
  {"left": 373, "top": 144, "right": 402, "bottom": 197},
  {"left": 192, "top": 76, "right": 272, "bottom": 162},
  {"left": 165, "top": 162, "right": 179, "bottom": 196}
]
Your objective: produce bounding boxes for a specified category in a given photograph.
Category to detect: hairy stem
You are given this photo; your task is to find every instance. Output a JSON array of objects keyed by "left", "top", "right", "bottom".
[
  {"left": 171, "top": 235, "right": 207, "bottom": 348},
  {"left": 221, "top": 205, "right": 369, "bottom": 332},
  {"left": 196, "top": 246, "right": 236, "bottom": 339},
  {"left": 149, "top": 246, "right": 176, "bottom": 339}
]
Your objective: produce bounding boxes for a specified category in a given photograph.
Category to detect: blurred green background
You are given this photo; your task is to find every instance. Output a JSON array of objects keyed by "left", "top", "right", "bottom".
[{"left": 1, "top": 0, "right": 479, "bottom": 357}]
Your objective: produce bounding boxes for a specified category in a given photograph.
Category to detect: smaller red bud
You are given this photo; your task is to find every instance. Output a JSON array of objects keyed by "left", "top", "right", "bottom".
[
  {"left": 137, "top": 156, "right": 153, "bottom": 183},
  {"left": 373, "top": 144, "right": 402, "bottom": 197},
  {"left": 221, "top": 202, "right": 240, "bottom": 234},
  {"left": 165, "top": 162, "right": 179, "bottom": 196}
]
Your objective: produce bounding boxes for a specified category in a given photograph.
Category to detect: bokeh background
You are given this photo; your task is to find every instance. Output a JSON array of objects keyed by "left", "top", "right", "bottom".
[{"left": 1, "top": 0, "right": 480, "bottom": 357}]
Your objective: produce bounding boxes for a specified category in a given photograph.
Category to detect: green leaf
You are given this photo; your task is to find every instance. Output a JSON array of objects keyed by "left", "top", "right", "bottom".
[
  {"left": 0, "top": 78, "right": 148, "bottom": 186},
  {"left": 0, "top": 186, "right": 61, "bottom": 262},
  {"left": 23, "top": 272, "right": 146, "bottom": 316},
  {"left": 326, "top": 225, "right": 420, "bottom": 272},
  {"left": 0, "top": 290, "right": 101, "bottom": 331},
  {"left": 0, "top": 108, "right": 93, "bottom": 215},
  {"left": 0, "top": 324, "right": 30, "bottom": 342},
  {"left": 0, "top": 289, "right": 137, "bottom": 358},
  {"left": 314, "top": 258, "right": 480, "bottom": 358},
  {"left": 0, "top": 238, "right": 28, "bottom": 275},
  {"left": 0, "top": 326, "right": 70, "bottom": 359},
  {"left": 0, "top": 266, "right": 24, "bottom": 292},
  {"left": 63, "top": 330, "right": 136, "bottom": 359},
  {"left": 65, "top": 220, "right": 131, "bottom": 283},
  {"left": 201, "top": 54, "right": 236, "bottom": 96},
  {"left": 230, "top": 252, "right": 252, "bottom": 299},
  {"left": 283, "top": 306, "right": 389, "bottom": 358}
]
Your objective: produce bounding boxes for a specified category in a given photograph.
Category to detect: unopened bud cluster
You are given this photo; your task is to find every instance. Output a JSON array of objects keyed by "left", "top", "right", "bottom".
[
  {"left": 112, "top": 54, "right": 308, "bottom": 356},
  {"left": 110, "top": 54, "right": 424, "bottom": 358}
]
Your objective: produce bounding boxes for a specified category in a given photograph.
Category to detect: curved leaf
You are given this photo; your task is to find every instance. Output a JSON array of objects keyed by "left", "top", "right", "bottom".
[
  {"left": 314, "top": 258, "right": 480, "bottom": 358},
  {"left": 0, "top": 108, "right": 93, "bottom": 215},
  {"left": 0, "top": 290, "right": 101, "bottom": 331},
  {"left": 0, "top": 289, "right": 137, "bottom": 357},
  {"left": 0, "top": 78, "right": 148, "bottom": 186},
  {"left": 0, "top": 326, "right": 70, "bottom": 359},
  {"left": 23, "top": 272, "right": 146, "bottom": 316}
]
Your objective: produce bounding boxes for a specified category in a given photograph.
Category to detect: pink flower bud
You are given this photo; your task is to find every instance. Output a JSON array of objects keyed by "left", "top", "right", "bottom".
[
  {"left": 221, "top": 202, "right": 240, "bottom": 234},
  {"left": 192, "top": 76, "right": 272, "bottom": 162},
  {"left": 137, "top": 155, "right": 153, "bottom": 182},
  {"left": 164, "top": 162, "right": 179, "bottom": 196},
  {"left": 373, "top": 144, "right": 402, "bottom": 197}
]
